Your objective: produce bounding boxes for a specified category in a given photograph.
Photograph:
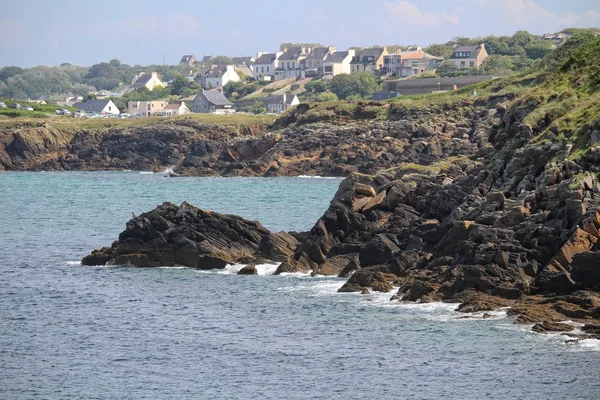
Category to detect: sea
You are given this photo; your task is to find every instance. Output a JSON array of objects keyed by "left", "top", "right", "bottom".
[{"left": 1, "top": 171, "right": 599, "bottom": 399}]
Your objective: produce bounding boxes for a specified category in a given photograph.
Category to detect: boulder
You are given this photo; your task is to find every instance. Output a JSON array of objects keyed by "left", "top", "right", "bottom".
[
  {"left": 532, "top": 321, "right": 573, "bottom": 334},
  {"left": 237, "top": 264, "right": 258, "bottom": 275},
  {"left": 338, "top": 270, "right": 395, "bottom": 293}
]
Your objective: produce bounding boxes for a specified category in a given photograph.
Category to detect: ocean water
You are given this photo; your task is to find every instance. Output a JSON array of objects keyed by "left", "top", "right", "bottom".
[{"left": 1, "top": 171, "right": 599, "bottom": 400}]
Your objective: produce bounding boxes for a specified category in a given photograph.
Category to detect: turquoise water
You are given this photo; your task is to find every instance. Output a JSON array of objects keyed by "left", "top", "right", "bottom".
[{"left": 1, "top": 172, "right": 599, "bottom": 399}]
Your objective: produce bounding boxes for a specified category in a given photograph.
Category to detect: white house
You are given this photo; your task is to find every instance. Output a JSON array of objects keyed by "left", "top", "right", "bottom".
[
  {"left": 323, "top": 50, "right": 355, "bottom": 76},
  {"left": 130, "top": 72, "right": 165, "bottom": 91},
  {"left": 253, "top": 52, "right": 283, "bottom": 81},
  {"left": 73, "top": 99, "right": 120, "bottom": 115},
  {"left": 202, "top": 65, "right": 240, "bottom": 89},
  {"left": 262, "top": 94, "right": 300, "bottom": 113},
  {"left": 274, "top": 47, "right": 310, "bottom": 81},
  {"left": 156, "top": 102, "right": 190, "bottom": 117}
]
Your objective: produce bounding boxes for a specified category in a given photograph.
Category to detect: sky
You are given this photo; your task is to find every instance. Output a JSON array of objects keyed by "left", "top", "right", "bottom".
[{"left": 1, "top": 0, "right": 600, "bottom": 67}]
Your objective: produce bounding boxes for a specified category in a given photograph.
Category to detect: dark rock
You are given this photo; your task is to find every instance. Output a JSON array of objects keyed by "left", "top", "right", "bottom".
[
  {"left": 532, "top": 321, "right": 573, "bottom": 334},
  {"left": 237, "top": 264, "right": 258, "bottom": 275}
]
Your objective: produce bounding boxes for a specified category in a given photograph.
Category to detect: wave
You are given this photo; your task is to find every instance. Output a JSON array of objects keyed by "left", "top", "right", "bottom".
[
  {"left": 139, "top": 171, "right": 154, "bottom": 175},
  {"left": 65, "top": 260, "right": 81, "bottom": 265},
  {"left": 196, "top": 262, "right": 280, "bottom": 276},
  {"left": 297, "top": 175, "right": 341, "bottom": 180}
]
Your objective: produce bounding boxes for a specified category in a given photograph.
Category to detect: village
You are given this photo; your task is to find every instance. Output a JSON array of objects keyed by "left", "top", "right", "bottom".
[{"left": 65, "top": 41, "right": 496, "bottom": 118}]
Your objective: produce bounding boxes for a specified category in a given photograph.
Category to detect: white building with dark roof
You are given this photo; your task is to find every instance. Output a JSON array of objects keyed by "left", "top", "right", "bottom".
[
  {"left": 323, "top": 50, "right": 355, "bottom": 76},
  {"left": 253, "top": 51, "right": 283, "bottom": 81},
  {"left": 74, "top": 99, "right": 119, "bottom": 115}
]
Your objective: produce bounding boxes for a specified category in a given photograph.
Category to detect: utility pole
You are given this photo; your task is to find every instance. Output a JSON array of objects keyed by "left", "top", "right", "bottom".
[{"left": 163, "top": 55, "right": 166, "bottom": 66}]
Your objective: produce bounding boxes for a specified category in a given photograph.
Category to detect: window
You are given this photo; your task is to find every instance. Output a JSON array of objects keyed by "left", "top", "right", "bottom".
[
  {"left": 460, "top": 61, "right": 465, "bottom": 68},
  {"left": 261, "top": 66, "right": 264, "bottom": 72},
  {"left": 470, "top": 61, "right": 475, "bottom": 67},
  {"left": 148, "top": 105, "right": 151, "bottom": 110},
  {"left": 266, "top": 67, "right": 269, "bottom": 72},
  {"left": 325, "top": 66, "right": 332, "bottom": 73},
  {"left": 108, "top": 106, "right": 111, "bottom": 111}
]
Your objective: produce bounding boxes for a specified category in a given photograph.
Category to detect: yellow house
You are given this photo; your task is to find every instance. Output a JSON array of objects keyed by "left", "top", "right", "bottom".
[
  {"left": 449, "top": 44, "right": 489, "bottom": 69},
  {"left": 127, "top": 100, "right": 167, "bottom": 117}
]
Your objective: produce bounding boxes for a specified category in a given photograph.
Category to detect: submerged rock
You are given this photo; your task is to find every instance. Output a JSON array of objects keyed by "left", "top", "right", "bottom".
[{"left": 237, "top": 264, "right": 258, "bottom": 275}]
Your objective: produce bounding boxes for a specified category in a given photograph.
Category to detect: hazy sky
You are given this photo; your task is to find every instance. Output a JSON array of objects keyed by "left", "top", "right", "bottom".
[{"left": 2, "top": 0, "right": 599, "bottom": 67}]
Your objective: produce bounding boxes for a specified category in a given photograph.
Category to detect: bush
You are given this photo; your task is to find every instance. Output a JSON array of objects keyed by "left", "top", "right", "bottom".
[
  {"left": 330, "top": 72, "right": 378, "bottom": 100},
  {"left": 314, "top": 92, "right": 338, "bottom": 102}
]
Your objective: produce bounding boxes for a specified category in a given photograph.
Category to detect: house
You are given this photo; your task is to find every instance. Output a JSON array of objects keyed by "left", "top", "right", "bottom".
[
  {"left": 200, "top": 65, "right": 240, "bottom": 89},
  {"left": 201, "top": 55, "right": 212, "bottom": 63},
  {"left": 372, "top": 92, "right": 402, "bottom": 101},
  {"left": 130, "top": 72, "right": 165, "bottom": 91},
  {"left": 323, "top": 50, "right": 355, "bottom": 76},
  {"left": 127, "top": 100, "right": 168, "bottom": 117},
  {"left": 234, "top": 64, "right": 253, "bottom": 78},
  {"left": 180, "top": 54, "right": 196, "bottom": 67},
  {"left": 449, "top": 44, "right": 488, "bottom": 69},
  {"left": 192, "top": 89, "right": 235, "bottom": 114},
  {"left": 351, "top": 47, "right": 389, "bottom": 74},
  {"left": 74, "top": 99, "right": 119, "bottom": 115},
  {"left": 400, "top": 48, "right": 443, "bottom": 77},
  {"left": 156, "top": 102, "right": 190, "bottom": 117},
  {"left": 303, "top": 46, "right": 336, "bottom": 77},
  {"left": 253, "top": 52, "right": 283, "bottom": 81},
  {"left": 261, "top": 94, "right": 300, "bottom": 113},
  {"left": 274, "top": 47, "right": 311, "bottom": 80}
]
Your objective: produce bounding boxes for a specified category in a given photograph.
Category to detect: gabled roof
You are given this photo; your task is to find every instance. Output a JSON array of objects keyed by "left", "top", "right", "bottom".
[
  {"left": 255, "top": 53, "right": 277, "bottom": 64},
  {"left": 232, "top": 56, "right": 254, "bottom": 65},
  {"left": 351, "top": 48, "right": 386, "bottom": 64},
  {"left": 199, "top": 89, "right": 234, "bottom": 106},
  {"left": 205, "top": 65, "right": 228, "bottom": 78},
  {"left": 304, "top": 47, "right": 330, "bottom": 61},
  {"left": 449, "top": 45, "right": 483, "bottom": 59},
  {"left": 325, "top": 51, "right": 350, "bottom": 63},
  {"left": 372, "top": 92, "right": 401, "bottom": 101},
  {"left": 131, "top": 73, "right": 159, "bottom": 88},
  {"left": 74, "top": 99, "right": 113, "bottom": 110},
  {"left": 163, "top": 103, "right": 182, "bottom": 110},
  {"left": 279, "top": 47, "right": 305, "bottom": 61},
  {"left": 261, "top": 95, "right": 297, "bottom": 105},
  {"left": 180, "top": 55, "right": 195, "bottom": 63},
  {"left": 201, "top": 55, "right": 212, "bottom": 62}
]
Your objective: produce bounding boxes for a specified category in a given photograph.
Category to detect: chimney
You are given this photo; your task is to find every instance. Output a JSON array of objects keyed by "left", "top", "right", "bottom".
[
  {"left": 348, "top": 49, "right": 356, "bottom": 57},
  {"left": 281, "top": 47, "right": 288, "bottom": 53},
  {"left": 328, "top": 45, "right": 336, "bottom": 53},
  {"left": 480, "top": 43, "right": 485, "bottom": 49}
]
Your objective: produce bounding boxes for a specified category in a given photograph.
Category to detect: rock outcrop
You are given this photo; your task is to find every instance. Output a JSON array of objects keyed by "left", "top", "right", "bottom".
[{"left": 82, "top": 201, "right": 298, "bottom": 268}]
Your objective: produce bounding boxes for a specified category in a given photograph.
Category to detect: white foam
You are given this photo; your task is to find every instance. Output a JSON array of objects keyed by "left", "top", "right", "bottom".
[
  {"left": 255, "top": 263, "right": 279, "bottom": 276},
  {"left": 65, "top": 261, "right": 81, "bottom": 265},
  {"left": 297, "top": 175, "right": 341, "bottom": 180},
  {"left": 139, "top": 171, "right": 154, "bottom": 174},
  {"left": 577, "top": 338, "right": 600, "bottom": 351}
]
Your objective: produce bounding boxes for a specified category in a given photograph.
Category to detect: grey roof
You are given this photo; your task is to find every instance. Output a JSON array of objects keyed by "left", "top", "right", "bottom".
[
  {"left": 278, "top": 47, "right": 305, "bottom": 60},
  {"left": 351, "top": 48, "right": 385, "bottom": 64},
  {"left": 131, "top": 73, "right": 155, "bottom": 88},
  {"left": 74, "top": 99, "right": 113, "bottom": 111},
  {"left": 232, "top": 56, "right": 254, "bottom": 65},
  {"left": 205, "top": 65, "right": 228, "bottom": 78},
  {"left": 304, "top": 47, "right": 330, "bottom": 61},
  {"left": 199, "top": 90, "right": 234, "bottom": 106},
  {"left": 325, "top": 51, "right": 350, "bottom": 63},
  {"left": 201, "top": 55, "right": 212, "bottom": 62},
  {"left": 371, "top": 92, "right": 401, "bottom": 101},
  {"left": 255, "top": 53, "right": 277, "bottom": 64},
  {"left": 180, "top": 54, "right": 195, "bottom": 63},
  {"left": 261, "top": 95, "right": 297, "bottom": 105},
  {"left": 449, "top": 46, "right": 480, "bottom": 59}
]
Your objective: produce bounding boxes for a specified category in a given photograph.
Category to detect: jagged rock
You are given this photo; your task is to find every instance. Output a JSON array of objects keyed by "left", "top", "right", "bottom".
[
  {"left": 82, "top": 201, "right": 282, "bottom": 269},
  {"left": 237, "top": 264, "right": 258, "bottom": 275},
  {"left": 338, "top": 270, "right": 395, "bottom": 293},
  {"left": 532, "top": 321, "right": 573, "bottom": 333}
]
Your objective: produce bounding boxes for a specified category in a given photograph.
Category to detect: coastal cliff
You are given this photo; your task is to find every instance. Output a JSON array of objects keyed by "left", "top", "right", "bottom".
[{"left": 80, "top": 37, "right": 600, "bottom": 339}]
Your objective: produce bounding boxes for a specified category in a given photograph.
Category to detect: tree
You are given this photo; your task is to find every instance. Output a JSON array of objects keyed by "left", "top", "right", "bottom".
[
  {"left": 109, "top": 59, "right": 122, "bottom": 68},
  {"left": 304, "top": 80, "right": 329, "bottom": 94},
  {"left": 330, "top": 72, "right": 377, "bottom": 100},
  {"left": 435, "top": 60, "right": 459, "bottom": 77},
  {"left": 243, "top": 101, "right": 267, "bottom": 114},
  {"left": 72, "top": 83, "right": 96, "bottom": 97},
  {"left": 314, "top": 92, "right": 338, "bottom": 102},
  {"left": 280, "top": 43, "right": 323, "bottom": 51},
  {"left": 170, "top": 75, "right": 190, "bottom": 96},
  {"left": 512, "top": 30, "right": 534, "bottom": 48},
  {"left": 0, "top": 66, "right": 24, "bottom": 83},
  {"left": 525, "top": 40, "right": 553, "bottom": 59}
]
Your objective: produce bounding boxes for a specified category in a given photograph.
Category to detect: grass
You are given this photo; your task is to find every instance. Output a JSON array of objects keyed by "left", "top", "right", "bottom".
[{"left": 0, "top": 113, "right": 275, "bottom": 133}]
